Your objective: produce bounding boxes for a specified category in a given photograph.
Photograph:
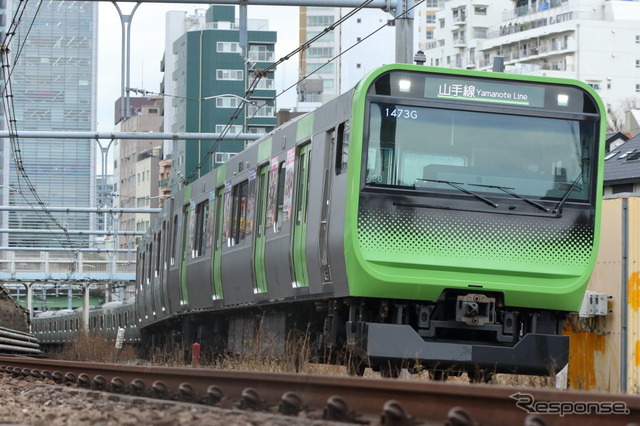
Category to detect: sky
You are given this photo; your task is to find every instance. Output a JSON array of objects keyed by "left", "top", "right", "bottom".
[{"left": 96, "top": 2, "right": 300, "bottom": 132}]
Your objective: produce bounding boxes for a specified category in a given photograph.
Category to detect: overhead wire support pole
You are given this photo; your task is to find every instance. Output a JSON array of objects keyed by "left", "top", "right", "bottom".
[
  {"left": 393, "top": 0, "right": 414, "bottom": 64},
  {"left": 112, "top": 1, "right": 142, "bottom": 120}
]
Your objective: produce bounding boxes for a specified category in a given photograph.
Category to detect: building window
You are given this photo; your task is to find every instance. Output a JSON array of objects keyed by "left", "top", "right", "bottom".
[
  {"left": 612, "top": 183, "right": 634, "bottom": 194},
  {"left": 216, "top": 125, "right": 243, "bottom": 134},
  {"left": 247, "top": 100, "right": 275, "bottom": 117},
  {"left": 637, "top": 35, "right": 640, "bottom": 43},
  {"left": 307, "top": 30, "right": 334, "bottom": 42},
  {"left": 636, "top": 84, "right": 640, "bottom": 93},
  {"left": 356, "top": 63, "right": 361, "bottom": 69},
  {"left": 426, "top": 14, "right": 436, "bottom": 24},
  {"left": 474, "top": 6, "right": 487, "bottom": 15},
  {"left": 148, "top": 108, "right": 158, "bottom": 114},
  {"left": 588, "top": 82, "right": 600, "bottom": 90},
  {"left": 426, "top": 0, "right": 438, "bottom": 7},
  {"left": 255, "top": 76, "right": 275, "bottom": 89},
  {"left": 307, "top": 15, "right": 334, "bottom": 27},
  {"left": 636, "top": 59, "right": 640, "bottom": 68},
  {"left": 426, "top": 30, "right": 434, "bottom": 40},
  {"left": 216, "top": 69, "right": 243, "bottom": 80},
  {"left": 439, "top": 18, "right": 445, "bottom": 28},
  {"left": 216, "top": 97, "right": 243, "bottom": 108},
  {"left": 473, "top": 28, "right": 488, "bottom": 39},
  {"left": 217, "top": 41, "right": 240, "bottom": 53},
  {"left": 215, "top": 152, "right": 236, "bottom": 164},
  {"left": 306, "top": 62, "right": 335, "bottom": 75},
  {"left": 248, "top": 44, "right": 274, "bottom": 62},
  {"left": 308, "top": 47, "right": 333, "bottom": 58},
  {"left": 357, "top": 18, "right": 361, "bottom": 23},
  {"left": 248, "top": 127, "right": 267, "bottom": 134}
]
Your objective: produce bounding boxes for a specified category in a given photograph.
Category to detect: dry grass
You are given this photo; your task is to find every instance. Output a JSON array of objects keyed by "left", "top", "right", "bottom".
[
  {"left": 53, "top": 331, "right": 139, "bottom": 363},
  {"left": 52, "top": 331, "right": 555, "bottom": 388}
]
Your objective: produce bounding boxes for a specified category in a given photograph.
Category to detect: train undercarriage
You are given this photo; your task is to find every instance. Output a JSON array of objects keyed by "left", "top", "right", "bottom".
[{"left": 141, "top": 290, "right": 569, "bottom": 381}]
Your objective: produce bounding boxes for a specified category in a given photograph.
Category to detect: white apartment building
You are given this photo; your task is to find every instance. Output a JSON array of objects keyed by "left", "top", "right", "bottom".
[
  {"left": 479, "top": 0, "right": 640, "bottom": 117},
  {"left": 339, "top": 8, "right": 396, "bottom": 90},
  {"left": 419, "top": 0, "right": 640, "bottom": 121},
  {"left": 297, "top": 7, "right": 395, "bottom": 109},
  {"left": 420, "top": 0, "right": 506, "bottom": 68}
]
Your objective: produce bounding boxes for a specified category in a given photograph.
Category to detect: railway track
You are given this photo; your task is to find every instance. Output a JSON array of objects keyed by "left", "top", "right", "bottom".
[{"left": 1, "top": 356, "right": 638, "bottom": 426}]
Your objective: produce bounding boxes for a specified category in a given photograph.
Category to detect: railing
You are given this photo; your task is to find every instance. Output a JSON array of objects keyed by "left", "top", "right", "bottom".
[{"left": 0, "top": 251, "right": 136, "bottom": 281}]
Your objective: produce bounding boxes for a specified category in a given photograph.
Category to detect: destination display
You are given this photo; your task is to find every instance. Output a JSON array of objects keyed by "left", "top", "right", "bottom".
[{"left": 424, "top": 76, "right": 546, "bottom": 107}]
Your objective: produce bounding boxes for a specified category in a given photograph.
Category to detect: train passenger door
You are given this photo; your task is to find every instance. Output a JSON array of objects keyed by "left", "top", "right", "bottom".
[
  {"left": 253, "top": 165, "right": 269, "bottom": 293},
  {"left": 179, "top": 203, "right": 191, "bottom": 306},
  {"left": 211, "top": 187, "right": 224, "bottom": 299},
  {"left": 292, "top": 142, "right": 311, "bottom": 287}
]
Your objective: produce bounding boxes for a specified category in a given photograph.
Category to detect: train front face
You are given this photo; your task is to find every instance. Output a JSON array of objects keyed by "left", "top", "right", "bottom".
[{"left": 343, "top": 65, "right": 605, "bottom": 375}]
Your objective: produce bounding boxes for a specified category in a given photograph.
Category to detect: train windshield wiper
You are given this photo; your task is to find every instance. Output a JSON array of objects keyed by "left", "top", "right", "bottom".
[
  {"left": 553, "top": 170, "right": 585, "bottom": 214},
  {"left": 417, "top": 178, "right": 498, "bottom": 208},
  {"left": 468, "top": 183, "right": 550, "bottom": 213}
]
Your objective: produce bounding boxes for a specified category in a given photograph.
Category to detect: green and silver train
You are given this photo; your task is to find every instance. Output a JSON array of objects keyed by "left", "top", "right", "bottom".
[{"left": 39, "top": 64, "right": 607, "bottom": 378}]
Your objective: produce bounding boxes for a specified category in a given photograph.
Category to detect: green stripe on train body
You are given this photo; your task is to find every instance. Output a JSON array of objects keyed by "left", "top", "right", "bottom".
[
  {"left": 179, "top": 184, "right": 193, "bottom": 306},
  {"left": 342, "top": 64, "right": 605, "bottom": 312}
]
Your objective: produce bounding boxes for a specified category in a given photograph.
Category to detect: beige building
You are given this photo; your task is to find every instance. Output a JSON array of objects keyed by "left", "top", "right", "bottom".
[{"left": 114, "top": 97, "right": 164, "bottom": 249}]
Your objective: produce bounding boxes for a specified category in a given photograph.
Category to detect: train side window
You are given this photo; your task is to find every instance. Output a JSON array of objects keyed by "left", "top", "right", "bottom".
[
  {"left": 100, "top": 316, "right": 104, "bottom": 330},
  {"left": 230, "top": 180, "right": 249, "bottom": 245},
  {"left": 141, "top": 252, "right": 146, "bottom": 285},
  {"left": 194, "top": 200, "right": 209, "bottom": 256},
  {"left": 147, "top": 242, "right": 153, "bottom": 283},
  {"left": 64, "top": 319, "right": 68, "bottom": 331},
  {"left": 275, "top": 162, "right": 286, "bottom": 232},
  {"left": 124, "top": 311, "right": 129, "bottom": 327},
  {"left": 161, "top": 221, "right": 168, "bottom": 270},
  {"left": 335, "top": 120, "right": 350, "bottom": 175},
  {"left": 75, "top": 318, "right": 79, "bottom": 330},
  {"left": 170, "top": 215, "right": 179, "bottom": 266},
  {"left": 154, "top": 232, "right": 161, "bottom": 277}
]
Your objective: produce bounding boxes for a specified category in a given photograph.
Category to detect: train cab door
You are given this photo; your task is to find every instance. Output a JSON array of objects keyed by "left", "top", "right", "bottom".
[
  {"left": 212, "top": 187, "right": 224, "bottom": 299},
  {"left": 252, "top": 164, "right": 269, "bottom": 294},
  {"left": 292, "top": 142, "right": 311, "bottom": 287}
]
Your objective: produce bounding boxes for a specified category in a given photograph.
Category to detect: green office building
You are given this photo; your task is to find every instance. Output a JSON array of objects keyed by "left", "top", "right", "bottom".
[{"left": 167, "top": 5, "right": 277, "bottom": 183}]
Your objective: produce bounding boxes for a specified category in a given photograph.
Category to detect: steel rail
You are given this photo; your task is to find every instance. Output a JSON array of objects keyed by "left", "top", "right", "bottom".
[{"left": 0, "top": 356, "right": 638, "bottom": 425}]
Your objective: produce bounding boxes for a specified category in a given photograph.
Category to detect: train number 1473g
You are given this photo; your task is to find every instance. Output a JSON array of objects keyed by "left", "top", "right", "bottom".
[{"left": 384, "top": 107, "right": 418, "bottom": 120}]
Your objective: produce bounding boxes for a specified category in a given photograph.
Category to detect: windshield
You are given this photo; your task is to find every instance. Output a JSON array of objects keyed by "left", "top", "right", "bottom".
[{"left": 365, "top": 103, "right": 595, "bottom": 202}]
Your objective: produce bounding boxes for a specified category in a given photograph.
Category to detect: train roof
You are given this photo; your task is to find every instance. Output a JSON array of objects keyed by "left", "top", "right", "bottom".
[{"left": 101, "top": 301, "right": 124, "bottom": 309}]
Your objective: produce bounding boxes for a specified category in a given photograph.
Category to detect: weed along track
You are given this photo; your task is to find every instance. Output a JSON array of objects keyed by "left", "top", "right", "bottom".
[{"left": 1, "top": 356, "right": 639, "bottom": 426}]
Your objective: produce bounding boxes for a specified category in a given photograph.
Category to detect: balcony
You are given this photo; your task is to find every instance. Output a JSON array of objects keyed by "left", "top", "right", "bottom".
[{"left": 453, "top": 16, "right": 466, "bottom": 26}]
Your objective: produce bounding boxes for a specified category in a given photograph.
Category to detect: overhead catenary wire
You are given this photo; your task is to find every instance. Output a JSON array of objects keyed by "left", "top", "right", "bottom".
[
  {"left": 187, "top": 0, "right": 426, "bottom": 181},
  {"left": 0, "top": 0, "right": 80, "bottom": 260},
  {"left": 185, "top": 0, "right": 382, "bottom": 183}
]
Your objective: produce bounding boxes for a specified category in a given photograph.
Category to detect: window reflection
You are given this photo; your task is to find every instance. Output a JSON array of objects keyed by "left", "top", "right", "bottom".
[{"left": 366, "top": 103, "right": 594, "bottom": 201}]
